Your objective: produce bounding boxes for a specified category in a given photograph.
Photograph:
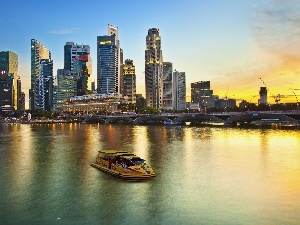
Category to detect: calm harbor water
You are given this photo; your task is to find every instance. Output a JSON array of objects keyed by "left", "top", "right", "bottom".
[{"left": 0, "top": 123, "right": 300, "bottom": 225}]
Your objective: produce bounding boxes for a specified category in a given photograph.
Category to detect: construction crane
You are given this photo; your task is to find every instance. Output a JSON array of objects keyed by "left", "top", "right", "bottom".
[
  {"left": 259, "top": 77, "right": 281, "bottom": 103},
  {"left": 249, "top": 95, "right": 259, "bottom": 103},
  {"left": 291, "top": 91, "right": 299, "bottom": 109},
  {"left": 224, "top": 87, "right": 230, "bottom": 99}
]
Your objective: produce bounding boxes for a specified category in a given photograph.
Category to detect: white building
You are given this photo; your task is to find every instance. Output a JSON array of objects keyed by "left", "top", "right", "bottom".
[
  {"left": 173, "top": 70, "right": 186, "bottom": 110},
  {"left": 162, "top": 62, "right": 173, "bottom": 110}
]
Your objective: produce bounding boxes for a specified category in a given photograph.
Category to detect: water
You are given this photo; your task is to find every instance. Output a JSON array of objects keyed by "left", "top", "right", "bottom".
[{"left": 0, "top": 123, "right": 300, "bottom": 225}]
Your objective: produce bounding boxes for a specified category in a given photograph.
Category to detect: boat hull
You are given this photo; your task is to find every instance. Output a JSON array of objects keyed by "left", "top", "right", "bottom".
[{"left": 91, "top": 163, "right": 154, "bottom": 181}]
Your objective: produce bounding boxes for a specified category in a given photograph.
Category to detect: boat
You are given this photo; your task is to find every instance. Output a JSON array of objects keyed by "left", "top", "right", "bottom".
[
  {"left": 164, "top": 120, "right": 183, "bottom": 125},
  {"left": 91, "top": 150, "right": 156, "bottom": 180}
]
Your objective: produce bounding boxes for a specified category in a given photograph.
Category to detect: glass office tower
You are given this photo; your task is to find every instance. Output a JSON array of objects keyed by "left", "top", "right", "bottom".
[
  {"left": 97, "top": 24, "right": 121, "bottom": 95},
  {"left": 0, "top": 51, "right": 18, "bottom": 110},
  {"left": 30, "top": 39, "right": 51, "bottom": 110},
  {"left": 97, "top": 35, "right": 117, "bottom": 94},
  {"left": 39, "top": 59, "right": 53, "bottom": 111}
]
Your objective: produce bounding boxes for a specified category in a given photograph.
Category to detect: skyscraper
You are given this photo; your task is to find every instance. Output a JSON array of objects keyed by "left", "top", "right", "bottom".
[
  {"left": 56, "top": 69, "right": 76, "bottom": 108},
  {"left": 173, "top": 70, "right": 186, "bottom": 110},
  {"left": 0, "top": 70, "right": 14, "bottom": 112},
  {"left": 30, "top": 39, "right": 51, "bottom": 110},
  {"left": 121, "top": 59, "right": 136, "bottom": 104},
  {"left": 64, "top": 42, "right": 73, "bottom": 71},
  {"left": 71, "top": 44, "right": 92, "bottom": 95},
  {"left": 108, "top": 24, "right": 122, "bottom": 94},
  {"left": 145, "top": 28, "right": 163, "bottom": 109},
  {"left": 162, "top": 62, "right": 173, "bottom": 109},
  {"left": 97, "top": 24, "right": 122, "bottom": 95},
  {"left": 0, "top": 51, "right": 19, "bottom": 110},
  {"left": 62, "top": 42, "right": 92, "bottom": 97},
  {"left": 39, "top": 59, "right": 53, "bottom": 110}
]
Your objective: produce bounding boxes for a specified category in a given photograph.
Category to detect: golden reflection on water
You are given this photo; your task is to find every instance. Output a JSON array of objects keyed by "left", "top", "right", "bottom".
[
  {"left": 2, "top": 124, "right": 300, "bottom": 224},
  {"left": 132, "top": 126, "right": 149, "bottom": 160},
  {"left": 9, "top": 125, "right": 34, "bottom": 202}
]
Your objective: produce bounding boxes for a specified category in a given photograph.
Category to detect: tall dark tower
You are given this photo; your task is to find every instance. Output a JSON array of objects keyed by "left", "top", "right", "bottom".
[
  {"left": 64, "top": 42, "right": 74, "bottom": 70},
  {"left": 259, "top": 87, "right": 268, "bottom": 105}
]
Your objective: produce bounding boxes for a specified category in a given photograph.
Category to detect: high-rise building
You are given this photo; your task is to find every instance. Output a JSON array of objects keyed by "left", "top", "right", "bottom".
[
  {"left": 56, "top": 69, "right": 77, "bottom": 108},
  {"left": 64, "top": 42, "right": 73, "bottom": 71},
  {"left": 19, "top": 92, "right": 25, "bottom": 111},
  {"left": 191, "top": 81, "right": 214, "bottom": 108},
  {"left": 38, "top": 59, "right": 53, "bottom": 111},
  {"left": 16, "top": 77, "right": 23, "bottom": 111},
  {"left": 91, "top": 80, "right": 95, "bottom": 92},
  {"left": 63, "top": 42, "right": 92, "bottom": 96},
  {"left": 259, "top": 87, "right": 267, "bottom": 105},
  {"left": 0, "top": 51, "right": 18, "bottom": 110},
  {"left": 0, "top": 71, "right": 14, "bottom": 113},
  {"left": 121, "top": 59, "right": 136, "bottom": 104},
  {"left": 72, "top": 44, "right": 92, "bottom": 96},
  {"left": 53, "top": 76, "right": 57, "bottom": 109},
  {"left": 30, "top": 39, "right": 51, "bottom": 110},
  {"left": 173, "top": 70, "right": 186, "bottom": 110},
  {"left": 162, "top": 62, "right": 173, "bottom": 109},
  {"left": 97, "top": 24, "right": 122, "bottom": 95},
  {"left": 145, "top": 28, "right": 163, "bottom": 109}
]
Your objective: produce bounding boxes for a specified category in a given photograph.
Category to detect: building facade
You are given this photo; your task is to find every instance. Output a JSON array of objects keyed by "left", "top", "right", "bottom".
[
  {"left": 97, "top": 24, "right": 122, "bottom": 95},
  {"left": 56, "top": 69, "right": 77, "bottom": 108},
  {"left": 64, "top": 42, "right": 73, "bottom": 71},
  {"left": 191, "top": 81, "right": 215, "bottom": 108},
  {"left": 0, "top": 51, "right": 19, "bottom": 110},
  {"left": 0, "top": 71, "right": 14, "bottom": 113},
  {"left": 145, "top": 28, "right": 163, "bottom": 109},
  {"left": 63, "top": 42, "right": 92, "bottom": 96},
  {"left": 19, "top": 92, "right": 25, "bottom": 111},
  {"left": 108, "top": 24, "right": 121, "bottom": 94},
  {"left": 121, "top": 59, "right": 136, "bottom": 104},
  {"left": 259, "top": 87, "right": 267, "bottom": 105},
  {"left": 162, "top": 62, "right": 173, "bottom": 110},
  {"left": 30, "top": 39, "right": 51, "bottom": 110},
  {"left": 38, "top": 59, "right": 53, "bottom": 111},
  {"left": 173, "top": 70, "right": 186, "bottom": 110}
]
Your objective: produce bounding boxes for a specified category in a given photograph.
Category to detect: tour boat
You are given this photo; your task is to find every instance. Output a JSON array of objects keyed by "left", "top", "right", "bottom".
[{"left": 91, "top": 150, "right": 156, "bottom": 180}]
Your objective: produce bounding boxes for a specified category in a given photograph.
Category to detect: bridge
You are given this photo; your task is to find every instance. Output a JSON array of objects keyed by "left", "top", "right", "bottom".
[{"left": 79, "top": 111, "right": 300, "bottom": 126}]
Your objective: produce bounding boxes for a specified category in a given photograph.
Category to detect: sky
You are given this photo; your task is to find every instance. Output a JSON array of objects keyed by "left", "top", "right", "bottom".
[{"left": 1, "top": 0, "right": 300, "bottom": 106}]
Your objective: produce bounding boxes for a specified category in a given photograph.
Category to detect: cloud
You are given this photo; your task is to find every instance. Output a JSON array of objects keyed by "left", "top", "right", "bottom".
[
  {"left": 252, "top": 0, "right": 300, "bottom": 57},
  {"left": 48, "top": 28, "right": 78, "bottom": 35},
  {"left": 247, "top": 0, "right": 300, "bottom": 98}
]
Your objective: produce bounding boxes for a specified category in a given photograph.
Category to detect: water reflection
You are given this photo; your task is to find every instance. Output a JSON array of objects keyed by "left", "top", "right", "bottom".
[{"left": 0, "top": 124, "right": 300, "bottom": 224}]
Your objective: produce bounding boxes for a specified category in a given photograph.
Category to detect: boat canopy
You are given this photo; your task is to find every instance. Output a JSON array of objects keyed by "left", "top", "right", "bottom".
[{"left": 130, "top": 157, "right": 145, "bottom": 162}]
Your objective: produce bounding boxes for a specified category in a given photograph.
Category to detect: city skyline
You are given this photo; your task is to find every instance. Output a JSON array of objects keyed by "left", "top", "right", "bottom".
[{"left": 1, "top": 0, "right": 300, "bottom": 108}]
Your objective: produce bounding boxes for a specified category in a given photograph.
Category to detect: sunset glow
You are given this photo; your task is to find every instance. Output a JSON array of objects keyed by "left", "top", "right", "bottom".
[{"left": 1, "top": 0, "right": 299, "bottom": 107}]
